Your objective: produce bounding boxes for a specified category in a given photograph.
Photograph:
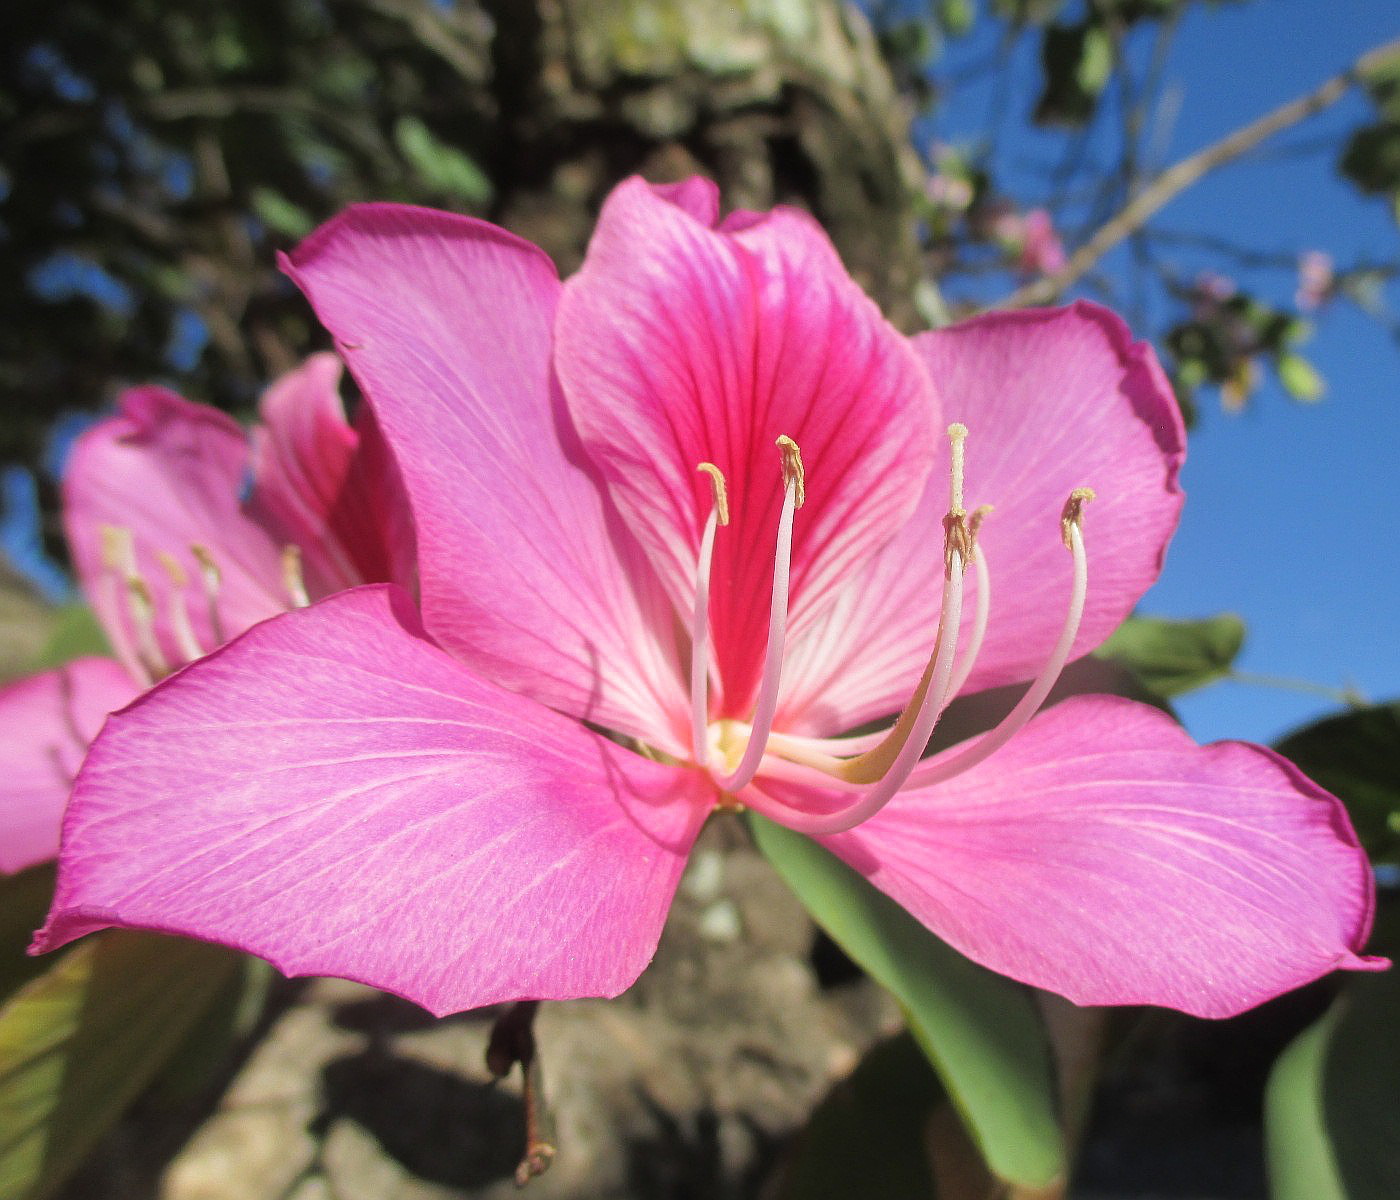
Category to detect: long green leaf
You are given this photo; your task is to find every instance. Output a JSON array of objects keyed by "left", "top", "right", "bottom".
[
  {"left": 1265, "top": 904, "right": 1400, "bottom": 1200},
  {"left": 749, "top": 814, "right": 1064, "bottom": 1188},
  {"left": 0, "top": 931, "right": 239, "bottom": 1200}
]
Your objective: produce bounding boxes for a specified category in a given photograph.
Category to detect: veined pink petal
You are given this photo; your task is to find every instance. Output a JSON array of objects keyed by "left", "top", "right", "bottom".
[
  {"left": 778, "top": 302, "right": 1183, "bottom": 734},
  {"left": 805, "top": 695, "right": 1382, "bottom": 1018},
  {"left": 0, "top": 657, "right": 138, "bottom": 874},
  {"left": 282, "top": 205, "right": 688, "bottom": 753},
  {"left": 555, "top": 177, "right": 938, "bottom": 717},
  {"left": 35, "top": 586, "right": 712, "bottom": 1016},
  {"left": 64, "top": 387, "right": 288, "bottom": 676}
]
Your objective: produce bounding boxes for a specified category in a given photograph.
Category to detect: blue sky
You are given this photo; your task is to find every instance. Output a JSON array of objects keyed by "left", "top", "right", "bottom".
[{"left": 929, "top": 0, "right": 1400, "bottom": 744}]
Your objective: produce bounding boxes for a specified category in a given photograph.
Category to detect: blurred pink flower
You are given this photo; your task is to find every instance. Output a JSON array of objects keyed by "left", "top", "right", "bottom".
[
  {"left": 0, "top": 355, "right": 411, "bottom": 873},
  {"left": 35, "top": 177, "right": 1381, "bottom": 1018},
  {"left": 1018, "top": 208, "right": 1068, "bottom": 276},
  {"left": 1296, "top": 250, "right": 1335, "bottom": 311}
]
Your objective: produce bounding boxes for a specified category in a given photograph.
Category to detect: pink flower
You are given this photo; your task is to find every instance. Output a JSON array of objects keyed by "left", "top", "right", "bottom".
[
  {"left": 1018, "top": 209, "right": 1068, "bottom": 277},
  {"left": 1296, "top": 250, "right": 1335, "bottom": 311},
  {"left": 34, "top": 178, "right": 1381, "bottom": 1018},
  {"left": 0, "top": 354, "right": 411, "bottom": 873}
]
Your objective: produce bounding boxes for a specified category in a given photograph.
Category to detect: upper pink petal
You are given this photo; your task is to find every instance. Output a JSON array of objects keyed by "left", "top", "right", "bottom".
[
  {"left": 246, "top": 353, "right": 414, "bottom": 596},
  {"left": 0, "top": 657, "right": 138, "bottom": 874},
  {"left": 282, "top": 204, "right": 688, "bottom": 753},
  {"left": 778, "top": 302, "right": 1184, "bottom": 734},
  {"left": 36, "top": 586, "right": 712, "bottom": 1016},
  {"left": 809, "top": 695, "right": 1382, "bottom": 1018},
  {"left": 64, "top": 388, "right": 290, "bottom": 676},
  {"left": 555, "top": 177, "right": 939, "bottom": 717}
]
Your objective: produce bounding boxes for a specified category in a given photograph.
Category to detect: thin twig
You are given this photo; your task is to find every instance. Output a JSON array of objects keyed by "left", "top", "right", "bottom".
[
  {"left": 486, "top": 1001, "right": 556, "bottom": 1188},
  {"left": 992, "top": 36, "right": 1400, "bottom": 310}
]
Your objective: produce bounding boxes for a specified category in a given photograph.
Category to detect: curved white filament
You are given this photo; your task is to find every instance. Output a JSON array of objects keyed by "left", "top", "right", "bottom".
[
  {"left": 905, "top": 518, "right": 1088, "bottom": 790},
  {"left": 718, "top": 476, "right": 799, "bottom": 794},
  {"left": 743, "top": 548, "right": 966, "bottom": 834},
  {"left": 690, "top": 505, "right": 721, "bottom": 766}
]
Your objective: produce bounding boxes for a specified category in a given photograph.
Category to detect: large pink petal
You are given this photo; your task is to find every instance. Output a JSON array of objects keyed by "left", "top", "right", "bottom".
[
  {"left": 555, "top": 177, "right": 938, "bottom": 717},
  {"left": 777, "top": 302, "right": 1184, "bottom": 734},
  {"left": 809, "top": 695, "right": 1382, "bottom": 1018},
  {"left": 36, "top": 587, "right": 712, "bottom": 1016},
  {"left": 282, "top": 205, "right": 687, "bottom": 753},
  {"left": 0, "top": 658, "right": 138, "bottom": 874},
  {"left": 64, "top": 388, "right": 289, "bottom": 677}
]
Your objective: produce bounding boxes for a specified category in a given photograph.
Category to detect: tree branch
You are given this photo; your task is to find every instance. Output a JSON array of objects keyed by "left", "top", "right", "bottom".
[{"left": 992, "top": 36, "right": 1400, "bottom": 311}]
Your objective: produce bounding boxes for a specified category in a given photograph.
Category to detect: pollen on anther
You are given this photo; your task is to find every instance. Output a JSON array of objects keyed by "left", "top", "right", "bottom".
[
  {"left": 1060, "top": 486, "right": 1097, "bottom": 548},
  {"left": 775, "top": 435, "right": 805, "bottom": 509},
  {"left": 696, "top": 462, "right": 730, "bottom": 526},
  {"left": 155, "top": 550, "right": 188, "bottom": 588},
  {"left": 946, "top": 423, "right": 969, "bottom": 515}
]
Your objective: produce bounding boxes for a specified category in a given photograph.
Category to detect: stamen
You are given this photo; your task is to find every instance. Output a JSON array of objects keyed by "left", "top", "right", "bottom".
[
  {"left": 745, "top": 543, "right": 967, "bottom": 834},
  {"left": 944, "top": 504, "right": 994, "bottom": 700},
  {"left": 716, "top": 436, "right": 804, "bottom": 794},
  {"left": 190, "top": 544, "right": 227, "bottom": 645},
  {"left": 101, "top": 525, "right": 168, "bottom": 680},
  {"left": 156, "top": 551, "right": 206, "bottom": 663},
  {"left": 907, "top": 487, "right": 1094, "bottom": 790},
  {"left": 282, "top": 544, "right": 311, "bottom": 608},
  {"left": 690, "top": 463, "right": 729, "bottom": 766}
]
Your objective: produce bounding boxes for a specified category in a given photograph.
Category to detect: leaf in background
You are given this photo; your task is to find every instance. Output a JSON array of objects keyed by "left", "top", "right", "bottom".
[
  {"left": 776, "top": 1033, "right": 942, "bottom": 1200},
  {"left": 749, "top": 814, "right": 1064, "bottom": 1190},
  {"left": 393, "top": 117, "right": 492, "bottom": 208},
  {"left": 0, "top": 932, "right": 240, "bottom": 1200},
  {"left": 1275, "top": 701, "right": 1400, "bottom": 864},
  {"left": 1276, "top": 352, "right": 1325, "bottom": 402},
  {"left": 1094, "top": 613, "right": 1245, "bottom": 699},
  {"left": 0, "top": 866, "right": 57, "bottom": 1006},
  {"left": 1265, "top": 902, "right": 1400, "bottom": 1200},
  {"left": 27, "top": 605, "right": 110, "bottom": 672}
]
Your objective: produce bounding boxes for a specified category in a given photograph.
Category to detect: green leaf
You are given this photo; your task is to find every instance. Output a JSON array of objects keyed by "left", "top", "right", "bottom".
[
  {"left": 27, "top": 606, "right": 110, "bottom": 672},
  {"left": 749, "top": 814, "right": 1064, "bottom": 1189},
  {"left": 1265, "top": 905, "right": 1400, "bottom": 1200},
  {"left": 777, "top": 1033, "right": 942, "bottom": 1200},
  {"left": 0, "top": 867, "right": 57, "bottom": 1006},
  {"left": 1277, "top": 353, "right": 1325, "bottom": 403},
  {"left": 1275, "top": 702, "right": 1400, "bottom": 864},
  {"left": 1095, "top": 613, "right": 1245, "bottom": 699},
  {"left": 393, "top": 117, "right": 493, "bottom": 207},
  {"left": 250, "top": 186, "right": 315, "bottom": 240},
  {"left": 0, "top": 932, "right": 240, "bottom": 1200},
  {"left": 1265, "top": 1003, "right": 1345, "bottom": 1200}
]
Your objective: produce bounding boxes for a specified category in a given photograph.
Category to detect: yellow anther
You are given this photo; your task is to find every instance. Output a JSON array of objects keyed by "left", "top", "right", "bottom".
[
  {"left": 947, "top": 423, "right": 969, "bottom": 514},
  {"left": 942, "top": 510, "right": 973, "bottom": 577},
  {"left": 190, "top": 543, "right": 221, "bottom": 587},
  {"left": 155, "top": 550, "right": 188, "bottom": 588},
  {"left": 776, "top": 435, "right": 805, "bottom": 509},
  {"left": 282, "top": 544, "right": 310, "bottom": 608},
  {"left": 99, "top": 524, "right": 134, "bottom": 573},
  {"left": 1060, "top": 486, "right": 1097, "bottom": 549},
  {"left": 697, "top": 462, "right": 730, "bottom": 527},
  {"left": 968, "top": 503, "right": 994, "bottom": 544}
]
